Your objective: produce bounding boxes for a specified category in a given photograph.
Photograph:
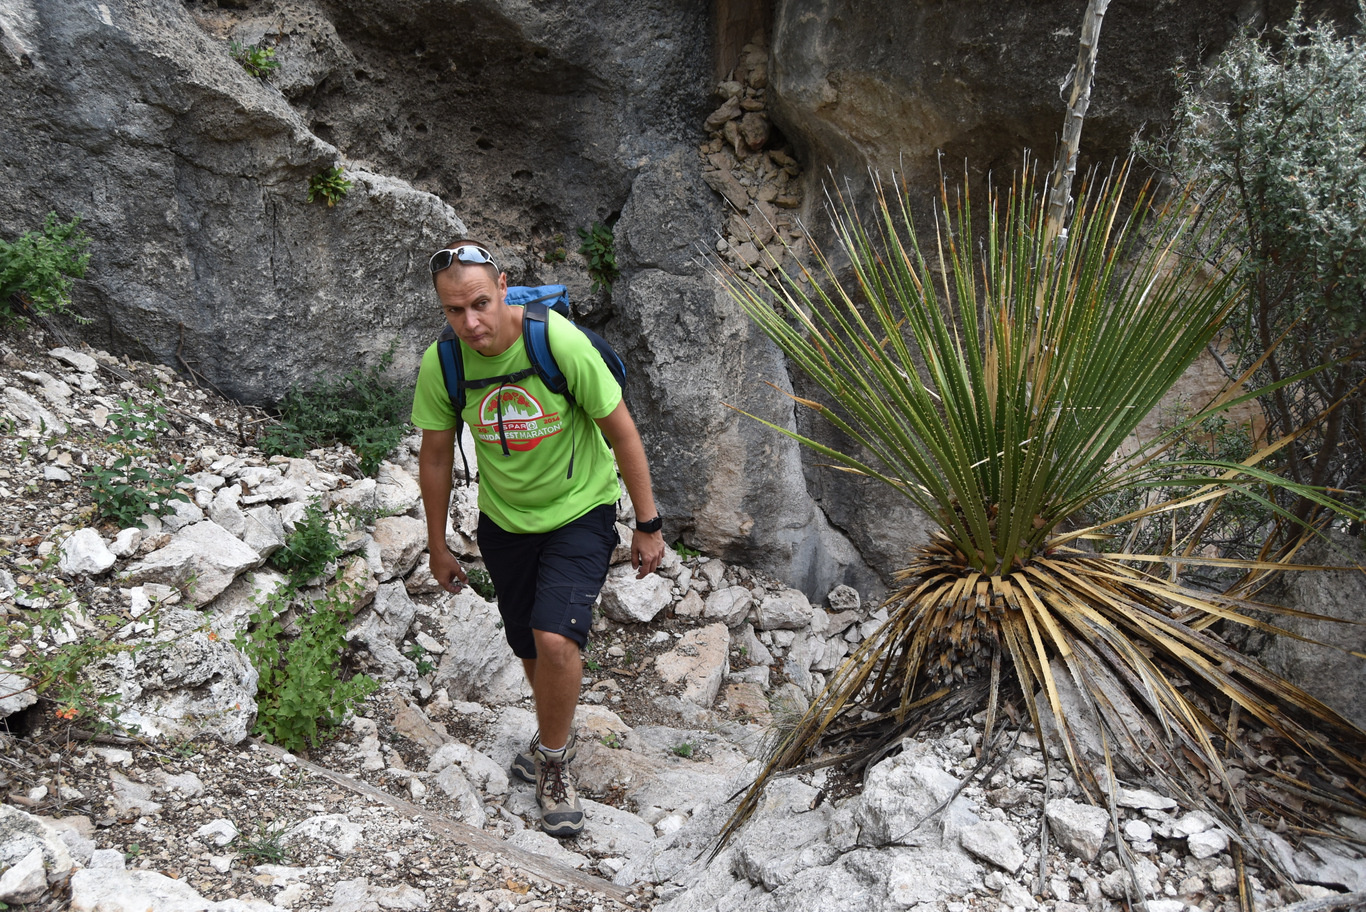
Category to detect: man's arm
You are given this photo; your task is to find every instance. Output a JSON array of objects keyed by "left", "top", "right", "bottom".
[
  {"left": 418, "top": 427, "right": 468, "bottom": 593},
  {"left": 594, "top": 400, "right": 665, "bottom": 578}
]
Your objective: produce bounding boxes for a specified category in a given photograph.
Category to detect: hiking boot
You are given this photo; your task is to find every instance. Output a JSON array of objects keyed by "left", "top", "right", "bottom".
[
  {"left": 510, "top": 728, "right": 577, "bottom": 784},
  {"left": 534, "top": 743, "right": 584, "bottom": 837}
]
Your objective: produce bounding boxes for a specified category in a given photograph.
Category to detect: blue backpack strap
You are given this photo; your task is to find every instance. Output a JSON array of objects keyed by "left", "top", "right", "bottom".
[
  {"left": 522, "top": 298, "right": 568, "bottom": 397},
  {"left": 436, "top": 326, "right": 465, "bottom": 413},
  {"left": 435, "top": 326, "right": 474, "bottom": 484}
]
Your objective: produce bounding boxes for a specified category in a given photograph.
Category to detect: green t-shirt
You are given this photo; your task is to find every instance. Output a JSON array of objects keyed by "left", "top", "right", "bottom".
[{"left": 411, "top": 307, "right": 623, "bottom": 534}]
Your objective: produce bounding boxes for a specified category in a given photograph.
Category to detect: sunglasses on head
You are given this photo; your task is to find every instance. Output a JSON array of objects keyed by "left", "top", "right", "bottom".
[{"left": 429, "top": 244, "right": 499, "bottom": 275}]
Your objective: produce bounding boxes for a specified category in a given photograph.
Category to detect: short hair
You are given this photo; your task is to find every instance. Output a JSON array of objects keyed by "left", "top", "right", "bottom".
[{"left": 431, "top": 238, "right": 500, "bottom": 287}]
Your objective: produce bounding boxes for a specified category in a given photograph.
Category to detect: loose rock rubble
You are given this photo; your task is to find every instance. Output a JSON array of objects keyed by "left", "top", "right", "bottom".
[
  {"left": 2, "top": 326, "right": 1364, "bottom": 911},
  {"left": 699, "top": 38, "right": 811, "bottom": 284}
]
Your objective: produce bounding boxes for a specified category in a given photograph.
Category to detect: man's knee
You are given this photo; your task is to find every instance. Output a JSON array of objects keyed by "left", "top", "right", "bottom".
[{"left": 531, "top": 629, "right": 580, "bottom": 664}]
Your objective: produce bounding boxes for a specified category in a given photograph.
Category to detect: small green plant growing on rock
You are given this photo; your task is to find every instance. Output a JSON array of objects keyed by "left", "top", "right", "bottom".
[
  {"left": 82, "top": 399, "right": 192, "bottom": 528},
  {"left": 671, "top": 540, "right": 700, "bottom": 559},
  {"left": 237, "top": 820, "right": 289, "bottom": 862},
  {"left": 577, "top": 221, "right": 619, "bottom": 293},
  {"left": 270, "top": 498, "right": 344, "bottom": 588},
  {"left": 404, "top": 642, "right": 435, "bottom": 676},
  {"left": 465, "top": 567, "right": 496, "bottom": 601},
  {"left": 1, "top": 213, "right": 90, "bottom": 326},
  {"left": 230, "top": 40, "right": 279, "bottom": 79},
  {"left": 0, "top": 601, "right": 150, "bottom": 731},
  {"left": 672, "top": 741, "right": 695, "bottom": 759},
  {"left": 543, "top": 233, "right": 568, "bottom": 264},
  {"left": 238, "top": 580, "right": 377, "bottom": 754},
  {"left": 306, "top": 166, "right": 352, "bottom": 207}
]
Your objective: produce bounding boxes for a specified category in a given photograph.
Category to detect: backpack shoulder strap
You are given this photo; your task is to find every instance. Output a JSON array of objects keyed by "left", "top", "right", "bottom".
[
  {"left": 435, "top": 325, "right": 474, "bottom": 485},
  {"left": 436, "top": 325, "right": 466, "bottom": 414},
  {"left": 522, "top": 298, "right": 570, "bottom": 397}
]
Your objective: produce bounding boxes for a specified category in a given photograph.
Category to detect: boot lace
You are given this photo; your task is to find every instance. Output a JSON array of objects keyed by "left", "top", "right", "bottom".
[{"left": 540, "top": 757, "right": 569, "bottom": 802}]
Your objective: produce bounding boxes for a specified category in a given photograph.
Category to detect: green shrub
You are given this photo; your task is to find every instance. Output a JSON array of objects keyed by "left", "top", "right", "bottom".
[
  {"left": 1145, "top": 10, "right": 1366, "bottom": 528},
  {"left": 270, "top": 498, "right": 344, "bottom": 587},
  {"left": 0, "top": 601, "right": 142, "bottom": 729},
  {"left": 229, "top": 40, "right": 280, "bottom": 78},
  {"left": 306, "top": 166, "right": 352, "bottom": 207},
  {"left": 577, "top": 221, "right": 619, "bottom": 293},
  {"left": 82, "top": 400, "right": 192, "bottom": 528},
  {"left": 1, "top": 213, "right": 89, "bottom": 325},
  {"left": 238, "top": 581, "right": 377, "bottom": 754},
  {"left": 258, "top": 344, "right": 409, "bottom": 475}
]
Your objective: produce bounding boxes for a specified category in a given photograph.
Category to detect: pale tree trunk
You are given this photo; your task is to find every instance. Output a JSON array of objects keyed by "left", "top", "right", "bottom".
[{"left": 1043, "top": 0, "right": 1111, "bottom": 247}]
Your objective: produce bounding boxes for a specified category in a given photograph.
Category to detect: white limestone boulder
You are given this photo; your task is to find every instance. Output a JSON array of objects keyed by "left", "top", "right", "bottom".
[
  {"left": 430, "top": 592, "right": 529, "bottom": 705},
  {"left": 599, "top": 567, "right": 673, "bottom": 623},
  {"left": 372, "top": 515, "right": 426, "bottom": 581},
  {"left": 702, "top": 585, "right": 753, "bottom": 627},
  {"left": 57, "top": 528, "right": 116, "bottom": 577},
  {"left": 90, "top": 608, "right": 259, "bottom": 743},
  {"left": 1044, "top": 797, "right": 1112, "bottom": 862},
  {"left": 123, "top": 521, "right": 263, "bottom": 605},
  {"left": 654, "top": 623, "right": 730, "bottom": 708},
  {"left": 0, "top": 805, "right": 73, "bottom": 902},
  {"left": 755, "top": 587, "right": 813, "bottom": 631}
]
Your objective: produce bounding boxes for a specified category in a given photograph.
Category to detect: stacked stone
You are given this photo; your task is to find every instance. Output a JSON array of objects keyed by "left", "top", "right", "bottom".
[{"left": 698, "top": 40, "right": 808, "bottom": 284}]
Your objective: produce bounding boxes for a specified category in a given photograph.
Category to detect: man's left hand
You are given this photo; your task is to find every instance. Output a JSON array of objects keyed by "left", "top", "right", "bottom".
[{"left": 632, "top": 529, "right": 665, "bottom": 578}]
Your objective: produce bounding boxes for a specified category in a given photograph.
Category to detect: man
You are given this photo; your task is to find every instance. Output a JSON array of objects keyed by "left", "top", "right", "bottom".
[{"left": 410, "top": 242, "right": 665, "bottom": 837}]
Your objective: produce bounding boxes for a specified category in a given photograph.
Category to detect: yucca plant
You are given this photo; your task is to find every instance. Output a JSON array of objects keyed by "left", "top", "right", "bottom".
[{"left": 714, "top": 162, "right": 1366, "bottom": 887}]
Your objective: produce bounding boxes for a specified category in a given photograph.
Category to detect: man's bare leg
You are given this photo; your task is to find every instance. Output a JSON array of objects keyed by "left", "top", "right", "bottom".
[{"left": 527, "top": 630, "right": 581, "bottom": 749}]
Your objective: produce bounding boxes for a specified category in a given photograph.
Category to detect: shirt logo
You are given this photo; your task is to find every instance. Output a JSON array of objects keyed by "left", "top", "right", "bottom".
[{"left": 474, "top": 385, "right": 563, "bottom": 451}]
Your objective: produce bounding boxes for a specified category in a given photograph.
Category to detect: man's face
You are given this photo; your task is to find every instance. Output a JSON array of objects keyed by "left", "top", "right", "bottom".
[{"left": 435, "top": 266, "right": 515, "bottom": 356}]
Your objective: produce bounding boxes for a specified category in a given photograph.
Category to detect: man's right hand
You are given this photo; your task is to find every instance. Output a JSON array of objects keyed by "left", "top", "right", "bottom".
[{"left": 430, "top": 547, "right": 468, "bottom": 594}]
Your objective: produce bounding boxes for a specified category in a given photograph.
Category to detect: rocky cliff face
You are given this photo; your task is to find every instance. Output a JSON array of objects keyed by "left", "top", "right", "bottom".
[{"left": 2, "top": 0, "right": 1350, "bottom": 598}]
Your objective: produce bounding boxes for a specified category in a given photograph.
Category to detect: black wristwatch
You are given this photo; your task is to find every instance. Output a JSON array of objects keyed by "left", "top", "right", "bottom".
[{"left": 635, "top": 515, "right": 663, "bottom": 534}]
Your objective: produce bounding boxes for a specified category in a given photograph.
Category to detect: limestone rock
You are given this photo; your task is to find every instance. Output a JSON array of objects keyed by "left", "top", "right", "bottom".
[
  {"left": 430, "top": 593, "right": 529, "bottom": 705},
  {"left": 48, "top": 347, "right": 98, "bottom": 373},
  {"left": 0, "top": 847, "right": 48, "bottom": 904},
  {"left": 57, "top": 528, "right": 116, "bottom": 577},
  {"left": 1259, "top": 531, "right": 1366, "bottom": 729},
  {"left": 3, "top": 387, "right": 66, "bottom": 434},
  {"left": 756, "top": 588, "right": 812, "bottom": 630},
  {"left": 702, "top": 585, "right": 753, "bottom": 627},
  {"left": 372, "top": 515, "right": 426, "bottom": 581},
  {"left": 1044, "top": 797, "right": 1111, "bottom": 862},
  {"left": 0, "top": 805, "right": 74, "bottom": 897},
  {"left": 0, "top": 671, "right": 38, "bottom": 718},
  {"left": 960, "top": 819, "right": 1025, "bottom": 873},
  {"left": 826, "top": 584, "right": 861, "bottom": 613},
  {"left": 432, "top": 765, "right": 485, "bottom": 827},
  {"left": 241, "top": 506, "right": 286, "bottom": 558},
  {"left": 107, "top": 771, "right": 163, "bottom": 817},
  {"left": 284, "top": 814, "right": 364, "bottom": 856},
  {"left": 124, "top": 521, "right": 264, "bottom": 605},
  {"left": 91, "top": 608, "right": 259, "bottom": 743},
  {"left": 653, "top": 623, "right": 730, "bottom": 707},
  {"left": 855, "top": 741, "right": 963, "bottom": 847},
  {"left": 68, "top": 866, "right": 285, "bottom": 911},
  {"left": 370, "top": 582, "right": 418, "bottom": 642},
  {"left": 426, "top": 742, "right": 509, "bottom": 797},
  {"left": 600, "top": 568, "right": 673, "bottom": 624}
]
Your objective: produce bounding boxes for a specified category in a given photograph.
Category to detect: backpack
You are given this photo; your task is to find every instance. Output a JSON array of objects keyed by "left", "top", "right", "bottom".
[{"left": 435, "top": 284, "right": 626, "bottom": 482}]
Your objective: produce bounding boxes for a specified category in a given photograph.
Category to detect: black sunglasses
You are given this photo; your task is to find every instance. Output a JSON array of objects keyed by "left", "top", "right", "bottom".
[{"left": 429, "top": 245, "right": 499, "bottom": 275}]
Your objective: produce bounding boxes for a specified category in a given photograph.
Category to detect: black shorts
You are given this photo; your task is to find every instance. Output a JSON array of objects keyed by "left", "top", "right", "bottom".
[{"left": 477, "top": 503, "right": 618, "bottom": 659}]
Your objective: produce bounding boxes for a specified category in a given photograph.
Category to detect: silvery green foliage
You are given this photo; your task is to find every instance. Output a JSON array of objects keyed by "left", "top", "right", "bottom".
[{"left": 1145, "top": 6, "right": 1366, "bottom": 518}]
